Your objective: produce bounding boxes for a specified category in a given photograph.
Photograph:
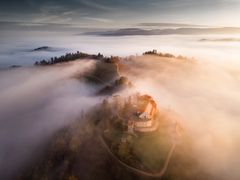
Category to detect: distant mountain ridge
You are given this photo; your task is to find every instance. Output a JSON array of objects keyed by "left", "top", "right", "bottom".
[
  {"left": 84, "top": 27, "right": 240, "bottom": 36},
  {"left": 138, "top": 22, "right": 208, "bottom": 28},
  {"left": 33, "top": 46, "right": 52, "bottom": 51},
  {"left": 200, "top": 38, "right": 240, "bottom": 42}
]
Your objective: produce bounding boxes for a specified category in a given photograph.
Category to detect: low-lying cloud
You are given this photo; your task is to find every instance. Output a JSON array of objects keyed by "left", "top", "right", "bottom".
[
  {"left": 123, "top": 56, "right": 240, "bottom": 179},
  {"left": 1, "top": 53, "right": 240, "bottom": 179},
  {"left": 0, "top": 60, "right": 100, "bottom": 179}
]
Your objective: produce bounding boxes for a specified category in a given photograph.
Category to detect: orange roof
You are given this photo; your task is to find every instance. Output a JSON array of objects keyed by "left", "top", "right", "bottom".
[{"left": 136, "top": 95, "right": 157, "bottom": 118}]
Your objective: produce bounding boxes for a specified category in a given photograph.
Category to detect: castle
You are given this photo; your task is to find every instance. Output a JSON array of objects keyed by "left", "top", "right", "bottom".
[{"left": 127, "top": 94, "right": 158, "bottom": 133}]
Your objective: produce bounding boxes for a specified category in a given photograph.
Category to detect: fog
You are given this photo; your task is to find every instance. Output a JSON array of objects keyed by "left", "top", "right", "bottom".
[
  {"left": 1, "top": 30, "right": 240, "bottom": 68},
  {"left": 0, "top": 60, "right": 100, "bottom": 179},
  {"left": 123, "top": 56, "right": 240, "bottom": 179},
  {"left": 1, "top": 29, "right": 240, "bottom": 179}
]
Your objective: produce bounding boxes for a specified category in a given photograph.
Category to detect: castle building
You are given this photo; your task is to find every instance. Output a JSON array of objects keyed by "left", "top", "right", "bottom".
[{"left": 127, "top": 95, "right": 158, "bottom": 133}]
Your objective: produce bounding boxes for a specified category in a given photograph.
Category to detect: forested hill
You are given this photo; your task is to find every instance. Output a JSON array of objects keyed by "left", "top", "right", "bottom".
[{"left": 34, "top": 51, "right": 120, "bottom": 66}]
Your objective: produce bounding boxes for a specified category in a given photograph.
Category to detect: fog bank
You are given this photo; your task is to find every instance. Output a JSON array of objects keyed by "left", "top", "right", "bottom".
[
  {"left": 124, "top": 56, "right": 240, "bottom": 179},
  {"left": 0, "top": 60, "right": 100, "bottom": 179}
]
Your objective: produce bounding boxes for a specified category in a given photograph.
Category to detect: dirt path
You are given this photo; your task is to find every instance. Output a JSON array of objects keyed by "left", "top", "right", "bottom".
[{"left": 98, "top": 120, "right": 181, "bottom": 178}]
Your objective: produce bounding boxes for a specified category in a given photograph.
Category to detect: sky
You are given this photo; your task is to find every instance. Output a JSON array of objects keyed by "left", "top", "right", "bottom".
[{"left": 0, "top": 0, "right": 240, "bottom": 27}]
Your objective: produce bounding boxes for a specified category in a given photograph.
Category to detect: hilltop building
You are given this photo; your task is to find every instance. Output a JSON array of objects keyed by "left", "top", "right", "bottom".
[{"left": 127, "top": 94, "right": 158, "bottom": 133}]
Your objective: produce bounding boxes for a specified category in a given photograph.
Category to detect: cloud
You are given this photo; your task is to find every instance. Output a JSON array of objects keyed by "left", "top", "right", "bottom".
[
  {"left": 0, "top": 60, "right": 101, "bottom": 179},
  {"left": 83, "top": 17, "right": 113, "bottom": 23},
  {"left": 1, "top": 0, "right": 240, "bottom": 26},
  {"left": 32, "top": 15, "right": 72, "bottom": 24},
  {"left": 31, "top": 3, "right": 74, "bottom": 24},
  {"left": 122, "top": 55, "right": 240, "bottom": 179},
  {"left": 77, "top": 0, "right": 114, "bottom": 11}
]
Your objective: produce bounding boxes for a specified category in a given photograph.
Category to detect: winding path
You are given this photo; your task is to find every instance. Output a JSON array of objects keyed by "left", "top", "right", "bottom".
[
  {"left": 89, "top": 63, "right": 181, "bottom": 178},
  {"left": 97, "top": 120, "right": 181, "bottom": 178}
]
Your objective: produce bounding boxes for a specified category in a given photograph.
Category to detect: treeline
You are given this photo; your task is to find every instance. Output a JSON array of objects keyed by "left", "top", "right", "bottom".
[
  {"left": 34, "top": 51, "right": 104, "bottom": 65},
  {"left": 143, "top": 49, "right": 192, "bottom": 60},
  {"left": 34, "top": 50, "right": 194, "bottom": 66},
  {"left": 34, "top": 51, "right": 121, "bottom": 66}
]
